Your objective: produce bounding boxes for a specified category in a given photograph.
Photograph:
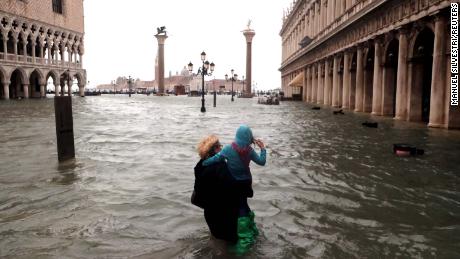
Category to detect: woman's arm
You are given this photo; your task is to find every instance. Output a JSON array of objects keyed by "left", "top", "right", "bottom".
[
  {"left": 250, "top": 148, "right": 266, "bottom": 166},
  {"left": 202, "top": 149, "right": 226, "bottom": 166}
]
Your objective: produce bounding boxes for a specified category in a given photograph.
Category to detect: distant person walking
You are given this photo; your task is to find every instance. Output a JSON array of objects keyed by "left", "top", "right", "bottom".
[{"left": 203, "top": 125, "right": 266, "bottom": 253}]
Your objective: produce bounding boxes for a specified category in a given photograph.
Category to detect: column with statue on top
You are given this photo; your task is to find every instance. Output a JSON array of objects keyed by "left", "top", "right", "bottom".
[{"left": 242, "top": 20, "right": 255, "bottom": 98}]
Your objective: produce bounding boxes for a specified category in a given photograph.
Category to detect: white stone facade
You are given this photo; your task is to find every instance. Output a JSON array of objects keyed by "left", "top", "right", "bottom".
[{"left": 280, "top": 0, "right": 459, "bottom": 129}]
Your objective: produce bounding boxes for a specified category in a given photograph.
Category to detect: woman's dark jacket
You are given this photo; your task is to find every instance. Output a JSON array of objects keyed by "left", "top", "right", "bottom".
[{"left": 193, "top": 159, "right": 253, "bottom": 243}]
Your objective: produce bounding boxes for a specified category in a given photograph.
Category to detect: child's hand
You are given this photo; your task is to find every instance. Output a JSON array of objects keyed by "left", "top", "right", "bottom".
[{"left": 254, "top": 139, "right": 265, "bottom": 149}]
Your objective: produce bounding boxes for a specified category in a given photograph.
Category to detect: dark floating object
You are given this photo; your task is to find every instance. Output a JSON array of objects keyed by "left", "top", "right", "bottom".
[
  {"left": 312, "top": 106, "right": 321, "bottom": 110},
  {"left": 333, "top": 109, "right": 344, "bottom": 115},
  {"left": 362, "top": 121, "right": 378, "bottom": 128},
  {"left": 393, "top": 144, "right": 425, "bottom": 156}
]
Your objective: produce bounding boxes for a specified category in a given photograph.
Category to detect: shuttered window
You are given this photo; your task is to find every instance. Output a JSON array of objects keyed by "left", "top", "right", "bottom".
[{"left": 52, "top": 0, "right": 63, "bottom": 14}]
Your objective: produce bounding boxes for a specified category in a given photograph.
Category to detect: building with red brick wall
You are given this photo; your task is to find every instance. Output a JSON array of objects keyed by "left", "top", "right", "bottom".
[{"left": 0, "top": 0, "right": 86, "bottom": 99}]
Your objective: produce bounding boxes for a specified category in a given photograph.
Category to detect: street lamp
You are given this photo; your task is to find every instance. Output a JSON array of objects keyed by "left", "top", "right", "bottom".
[
  {"left": 188, "top": 51, "right": 215, "bottom": 112},
  {"left": 225, "top": 69, "right": 238, "bottom": 102},
  {"left": 128, "top": 76, "right": 133, "bottom": 97},
  {"left": 241, "top": 75, "right": 245, "bottom": 98}
]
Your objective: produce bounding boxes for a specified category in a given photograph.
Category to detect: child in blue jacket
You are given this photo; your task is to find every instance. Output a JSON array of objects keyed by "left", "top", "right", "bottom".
[{"left": 203, "top": 124, "right": 266, "bottom": 253}]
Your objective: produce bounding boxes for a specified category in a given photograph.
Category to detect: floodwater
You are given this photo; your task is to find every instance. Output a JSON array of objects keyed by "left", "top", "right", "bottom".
[{"left": 0, "top": 95, "right": 459, "bottom": 258}]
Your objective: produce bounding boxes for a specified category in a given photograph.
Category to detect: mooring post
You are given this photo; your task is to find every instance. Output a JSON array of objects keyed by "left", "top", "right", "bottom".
[
  {"left": 213, "top": 91, "right": 217, "bottom": 107},
  {"left": 54, "top": 96, "right": 75, "bottom": 162}
]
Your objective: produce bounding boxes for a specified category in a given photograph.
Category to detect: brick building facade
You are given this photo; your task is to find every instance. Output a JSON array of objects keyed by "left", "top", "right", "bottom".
[{"left": 0, "top": 0, "right": 86, "bottom": 99}]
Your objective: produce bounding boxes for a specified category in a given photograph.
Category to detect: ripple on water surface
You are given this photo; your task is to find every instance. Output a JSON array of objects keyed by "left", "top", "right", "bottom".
[{"left": 0, "top": 95, "right": 459, "bottom": 258}]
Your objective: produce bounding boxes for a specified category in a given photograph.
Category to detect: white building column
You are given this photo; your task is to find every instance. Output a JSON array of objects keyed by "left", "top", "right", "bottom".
[
  {"left": 31, "top": 41, "right": 36, "bottom": 63},
  {"left": 317, "top": 62, "right": 323, "bottom": 104},
  {"left": 332, "top": 55, "right": 340, "bottom": 107},
  {"left": 79, "top": 84, "right": 85, "bottom": 97},
  {"left": 2, "top": 37, "right": 7, "bottom": 59},
  {"left": 342, "top": 51, "right": 351, "bottom": 109},
  {"left": 2, "top": 81, "right": 10, "bottom": 100},
  {"left": 355, "top": 46, "right": 364, "bottom": 112},
  {"left": 371, "top": 39, "right": 383, "bottom": 115},
  {"left": 13, "top": 36, "right": 18, "bottom": 61},
  {"left": 40, "top": 83, "right": 46, "bottom": 98},
  {"left": 428, "top": 15, "right": 448, "bottom": 128},
  {"left": 54, "top": 83, "right": 59, "bottom": 96},
  {"left": 324, "top": 59, "right": 332, "bottom": 105},
  {"left": 23, "top": 84, "right": 29, "bottom": 99},
  {"left": 395, "top": 28, "right": 409, "bottom": 120},
  {"left": 305, "top": 66, "right": 311, "bottom": 102}
]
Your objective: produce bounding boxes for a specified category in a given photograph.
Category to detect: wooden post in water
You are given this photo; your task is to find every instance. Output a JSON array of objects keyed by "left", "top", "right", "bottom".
[
  {"left": 54, "top": 96, "right": 75, "bottom": 161},
  {"left": 213, "top": 91, "right": 216, "bottom": 107}
]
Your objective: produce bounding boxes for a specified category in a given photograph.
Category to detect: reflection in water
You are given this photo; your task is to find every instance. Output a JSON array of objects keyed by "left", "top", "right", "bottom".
[
  {"left": 52, "top": 159, "right": 80, "bottom": 185},
  {"left": 0, "top": 95, "right": 459, "bottom": 258}
]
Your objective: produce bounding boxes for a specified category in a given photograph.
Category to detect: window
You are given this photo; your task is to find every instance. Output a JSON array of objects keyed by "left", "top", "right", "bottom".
[{"left": 52, "top": 0, "right": 63, "bottom": 14}]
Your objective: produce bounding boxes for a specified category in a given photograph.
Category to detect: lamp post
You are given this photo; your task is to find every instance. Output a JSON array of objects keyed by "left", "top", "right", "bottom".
[
  {"left": 128, "top": 76, "right": 133, "bottom": 97},
  {"left": 241, "top": 75, "right": 245, "bottom": 97},
  {"left": 188, "top": 51, "right": 215, "bottom": 112},
  {"left": 225, "top": 69, "right": 238, "bottom": 102}
]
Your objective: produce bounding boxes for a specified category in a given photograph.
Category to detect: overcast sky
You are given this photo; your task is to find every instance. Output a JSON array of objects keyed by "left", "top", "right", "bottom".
[{"left": 83, "top": 0, "right": 293, "bottom": 90}]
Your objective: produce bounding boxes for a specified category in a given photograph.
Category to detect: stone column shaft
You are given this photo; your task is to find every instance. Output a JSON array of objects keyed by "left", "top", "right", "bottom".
[
  {"left": 317, "top": 63, "right": 323, "bottom": 104},
  {"left": 307, "top": 66, "right": 313, "bottom": 102},
  {"left": 47, "top": 45, "right": 51, "bottom": 64},
  {"left": 3, "top": 39, "right": 7, "bottom": 59},
  {"left": 343, "top": 52, "right": 351, "bottom": 109},
  {"left": 311, "top": 65, "right": 316, "bottom": 103},
  {"left": 305, "top": 67, "right": 311, "bottom": 102},
  {"left": 67, "top": 79, "right": 72, "bottom": 96},
  {"left": 372, "top": 41, "right": 383, "bottom": 115},
  {"left": 155, "top": 34, "right": 168, "bottom": 95},
  {"left": 79, "top": 85, "right": 85, "bottom": 97},
  {"left": 332, "top": 55, "right": 340, "bottom": 107},
  {"left": 23, "top": 84, "right": 29, "bottom": 99},
  {"left": 13, "top": 38, "right": 18, "bottom": 61},
  {"left": 428, "top": 16, "right": 447, "bottom": 127},
  {"left": 355, "top": 47, "right": 364, "bottom": 112},
  {"left": 243, "top": 29, "right": 255, "bottom": 95},
  {"left": 40, "top": 84, "right": 45, "bottom": 98},
  {"left": 324, "top": 59, "right": 331, "bottom": 105},
  {"left": 3, "top": 82, "right": 9, "bottom": 100},
  {"left": 395, "top": 30, "right": 409, "bottom": 120},
  {"left": 31, "top": 42, "right": 36, "bottom": 63},
  {"left": 54, "top": 84, "right": 59, "bottom": 96},
  {"left": 39, "top": 42, "right": 44, "bottom": 61},
  {"left": 23, "top": 40, "right": 27, "bottom": 60}
]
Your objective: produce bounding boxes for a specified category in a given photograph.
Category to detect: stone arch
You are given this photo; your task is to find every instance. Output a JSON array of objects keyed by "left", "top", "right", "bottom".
[
  {"left": 45, "top": 70, "right": 59, "bottom": 94},
  {"left": 9, "top": 67, "right": 27, "bottom": 99},
  {"left": 73, "top": 72, "right": 84, "bottom": 86},
  {"left": 408, "top": 26, "right": 434, "bottom": 59},
  {"left": 46, "top": 70, "right": 59, "bottom": 84},
  {"left": 29, "top": 69, "right": 44, "bottom": 98},
  {"left": 58, "top": 70, "right": 72, "bottom": 96},
  {"left": 7, "top": 30, "right": 15, "bottom": 54},
  {"left": 408, "top": 27, "right": 435, "bottom": 123}
]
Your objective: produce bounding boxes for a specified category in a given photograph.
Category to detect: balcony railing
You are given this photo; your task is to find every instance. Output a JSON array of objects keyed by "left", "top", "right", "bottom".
[{"left": 0, "top": 51, "right": 83, "bottom": 69}]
